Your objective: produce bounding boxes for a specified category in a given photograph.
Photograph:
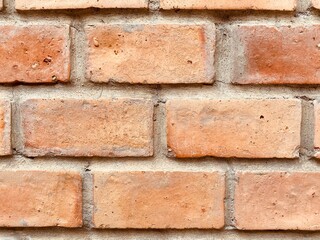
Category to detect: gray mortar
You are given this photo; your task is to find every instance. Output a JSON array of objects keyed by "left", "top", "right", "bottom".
[{"left": 0, "top": 0, "right": 320, "bottom": 238}]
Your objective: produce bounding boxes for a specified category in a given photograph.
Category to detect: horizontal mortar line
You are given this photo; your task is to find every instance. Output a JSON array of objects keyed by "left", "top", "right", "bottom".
[
  {"left": 1, "top": 228, "right": 320, "bottom": 236},
  {"left": 0, "top": 155, "right": 319, "bottom": 172},
  {"left": 5, "top": 86, "right": 320, "bottom": 99},
  {"left": 0, "top": 12, "right": 319, "bottom": 23}
]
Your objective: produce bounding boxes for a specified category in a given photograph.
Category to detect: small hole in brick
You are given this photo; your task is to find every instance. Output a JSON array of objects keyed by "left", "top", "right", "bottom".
[
  {"left": 93, "top": 38, "right": 99, "bottom": 47},
  {"left": 187, "top": 60, "right": 193, "bottom": 64},
  {"left": 260, "top": 115, "right": 264, "bottom": 119},
  {"left": 43, "top": 56, "right": 52, "bottom": 64}
]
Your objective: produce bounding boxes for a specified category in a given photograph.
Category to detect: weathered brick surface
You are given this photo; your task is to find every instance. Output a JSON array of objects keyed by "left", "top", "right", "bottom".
[
  {"left": 85, "top": 24, "right": 215, "bottom": 84},
  {"left": 235, "top": 172, "right": 320, "bottom": 230},
  {"left": 16, "top": 0, "right": 148, "bottom": 10},
  {"left": 232, "top": 25, "right": 320, "bottom": 85},
  {"left": 0, "top": 25, "right": 70, "bottom": 83},
  {"left": 2, "top": 0, "right": 320, "bottom": 237},
  {"left": 160, "top": 0, "right": 296, "bottom": 10},
  {"left": 21, "top": 99, "right": 154, "bottom": 157},
  {"left": 0, "top": 171, "right": 82, "bottom": 227},
  {"left": 167, "top": 99, "right": 301, "bottom": 159},
  {"left": 0, "top": 101, "right": 11, "bottom": 156},
  {"left": 93, "top": 171, "right": 225, "bottom": 229}
]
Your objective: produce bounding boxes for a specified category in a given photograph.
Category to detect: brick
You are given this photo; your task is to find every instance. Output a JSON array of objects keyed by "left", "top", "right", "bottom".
[
  {"left": 232, "top": 25, "right": 320, "bottom": 85},
  {"left": 0, "top": 171, "right": 82, "bottom": 227},
  {"left": 0, "top": 25, "right": 70, "bottom": 83},
  {"left": 313, "top": 0, "right": 320, "bottom": 9},
  {"left": 85, "top": 24, "right": 215, "bottom": 84},
  {"left": 314, "top": 101, "right": 320, "bottom": 158},
  {"left": 21, "top": 99, "right": 153, "bottom": 157},
  {"left": 93, "top": 171, "right": 225, "bottom": 229},
  {"left": 160, "top": 0, "right": 296, "bottom": 10},
  {"left": 167, "top": 99, "right": 301, "bottom": 159},
  {"left": 0, "top": 101, "right": 11, "bottom": 156},
  {"left": 16, "top": 0, "right": 148, "bottom": 10},
  {"left": 235, "top": 172, "right": 320, "bottom": 230}
]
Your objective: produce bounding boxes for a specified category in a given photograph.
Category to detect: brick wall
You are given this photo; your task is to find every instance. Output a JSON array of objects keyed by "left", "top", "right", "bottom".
[{"left": 1, "top": 0, "right": 320, "bottom": 239}]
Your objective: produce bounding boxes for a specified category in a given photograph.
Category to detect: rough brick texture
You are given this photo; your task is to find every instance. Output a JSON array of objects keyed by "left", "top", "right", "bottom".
[
  {"left": 232, "top": 25, "right": 320, "bottom": 85},
  {"left": 235, "top": 172, "right": 320, "bottom": 230},
  {"left": 85, "top": 24, "right": 215, "bottom": 84},
  {"left": 93, "top": 171, "right": 225, "bottom": 229},
  {"left": 16, "top": 0, "right": 148, "bottom": 10},
  {"left": 21, "top": 99, "right": 153, "bottom": 157},
  {"left": 2, "top": 0, "right": 320, "bottom": 237},
  {"left": 0, "top": 171, "right": 82, "bottom": 227},
  {"left": 0, "top": 101, "right": 11, "bottom": 156},
  {"left": 167, "top": 99, "right": 301, "bottom": 159},
  {"left": 160, "top": 0, "right": 296, "bottom": 10},
  {"left": 0, "top": 25, "right": 70, "bottom": 83}
]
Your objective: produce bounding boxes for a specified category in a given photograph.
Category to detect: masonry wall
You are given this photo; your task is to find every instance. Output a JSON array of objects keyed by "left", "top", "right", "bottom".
[{"left": 1, "top": 0, "right": 320, "bottom": 239}]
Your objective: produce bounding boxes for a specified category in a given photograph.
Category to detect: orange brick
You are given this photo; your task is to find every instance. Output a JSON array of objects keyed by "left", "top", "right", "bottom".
[
  {"left": 0, "top": 171, "right": 82, "bottom": 227},
  {"left": 93, "top": 171, "right": 225, "bottom": 229},
  {"left": 0, "top": 25, "right": 70, "bottom": 83},
  {"left": 235, "top": 172, "right": 320, "bottom": 230},
  {"left": 16, "top": 0, "right": 148, "bottom": 10},
  {"left": 21, "top": 99, "right": 153, "bottom": 157},
  {"left": 160, "top": 0, "right": 296, "bottom": 10},
  {"left": 233, "top": 25, "right": 320, "bottom": 85},
  {"left": 85, "top": 23, "right": 215, "bottom": 84},
  {"left": 167, "top": 99, "right": 301, "bottom": 158},
  {"left": 0, "top": 101, "right": 11, "bottom": 156}
]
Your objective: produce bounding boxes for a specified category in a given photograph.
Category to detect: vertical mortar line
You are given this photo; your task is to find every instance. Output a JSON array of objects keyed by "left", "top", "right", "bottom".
[
  {"left": 299, "top": 98, "right": 315, "bottom": 166},
  {"left": 70, "top": 18, "right": 85, "bottom": 86},
  {"left": 3, "top": 0, "right": 15, "bottom": 15},
  {"left": 149, "top": 0, "right": 160, "bottom": 12},
  {"left": 82, "top": 170, "right": 94, "bottom": 229},
  {"left": 70, "top": 15, "right": 87, "bottom": 88},
  {"left": 11, "top": 88, "right": 24, "bottom": 155},
  {"left": 153, "top": 91, "right": 167, "bottom": 163},
  {"left": 225, "top": 165, "right": 236, "bottom": 229},
  {"left": 297, "top": 0, "right": 312, "bottom": 12}
]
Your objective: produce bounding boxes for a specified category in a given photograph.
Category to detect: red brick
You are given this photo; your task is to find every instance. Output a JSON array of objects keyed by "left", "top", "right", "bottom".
[
  {"left": 233, "top": 25, "right": 320, "bottom": 85},
  {"left": 313, "top": 101, "right": 320, "bottom": 158},
  {"left": 93, "top": 171, "right": 225, "bottom": 229},
  {"left": 16, "top": 0, "right": 148, "bottom": 10},
  {"left": 21, "top": 99, "right": 153, "bottom": 157},
  {"left": 312, "top": 0, "right": 320, "bottom": 9},
  {"left": 0, "top": 101, "right": 11, "bottom": 156},
  {"left": 167, "top": 99, "right": 301, "bottom": 158},
  {"left": 160, "top": 0, "right": 296, "bottom": 10},
  {"left": 0, "top": 171, "right": 82, "bottom": 227},
  {"left": 85, "top": 24, "right": 215, "bottom": 84},
  {"left": 0, "top": 25, "right": 70, "bottom": 83},
  {"left": 235, "top": 172, "right": 320, "bottom": 230}
]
